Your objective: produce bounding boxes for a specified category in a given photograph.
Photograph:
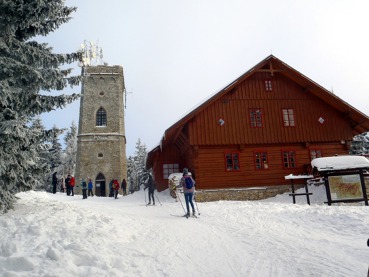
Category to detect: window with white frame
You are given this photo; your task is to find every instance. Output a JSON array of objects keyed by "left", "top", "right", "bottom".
[
  {"left": 163, "top": 163, "right": 179, "bottom": 179},
  {"left": 282, "top": 109, "right": 295, "bottom": 127},
  {"left": 265, "top": 80, "right": 272, "bottom": 91}
]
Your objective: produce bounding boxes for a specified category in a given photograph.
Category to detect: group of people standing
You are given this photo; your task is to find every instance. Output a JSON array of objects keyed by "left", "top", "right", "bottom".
[
  {"left": 53, "top": 173, "right": 92, "bottom": 198},
  {"left": 64, "top": 174, "right": 76, "bottom": 196},
  {"left": 108, "top": 179, "right": 127, "bottom": 199},
  {"left": 53, "top": 170, "right": 196, "bottom": 216},
  {"left": 53, "top": 173, "right": 128, "bottom": 200},
  {"left": 81, "top": 178, "right": 94, "bottom": 199}
]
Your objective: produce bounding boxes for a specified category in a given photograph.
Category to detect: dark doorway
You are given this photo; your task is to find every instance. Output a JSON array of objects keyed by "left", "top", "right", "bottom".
[{"left": 95, "top": 173, "right": 106, "bottom": 197}]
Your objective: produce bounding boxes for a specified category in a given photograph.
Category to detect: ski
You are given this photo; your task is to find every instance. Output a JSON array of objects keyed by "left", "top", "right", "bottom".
[
  {"left": 170, "top": 214, "right": 188, "bottom": 218},
  {"left": 170, "top": 214, "right": 198, "bottom": 218}
]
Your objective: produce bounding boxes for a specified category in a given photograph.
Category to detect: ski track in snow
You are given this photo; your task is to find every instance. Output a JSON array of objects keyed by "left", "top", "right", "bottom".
[{"left": 0, "top": 186, "right": 368, "bottom": 276}]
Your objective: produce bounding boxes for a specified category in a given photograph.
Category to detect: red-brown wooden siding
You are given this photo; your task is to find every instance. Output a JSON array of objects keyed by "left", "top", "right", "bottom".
[
  {"left": 189, "top": 73, "right": 352, "bottom": 146},
  {"left": 193, "top": 143, "right": 348, "bottom": 190},
  {"left": 153, "top": 142, "right": 348, "bottom": 191},
  {"left": 152, "top": 145, "right": 183, "bottom": 191}
]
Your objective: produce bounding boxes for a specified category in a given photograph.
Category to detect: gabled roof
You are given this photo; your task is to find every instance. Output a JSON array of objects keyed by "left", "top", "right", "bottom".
[{"left": 157, "top": 55, "right": 369, "bottom": 150}]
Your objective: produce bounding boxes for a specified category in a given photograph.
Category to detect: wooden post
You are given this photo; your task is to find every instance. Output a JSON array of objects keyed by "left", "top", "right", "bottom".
[
  {"left": 304, "top": 183, "right": 311, "bottom": 205},
  {"left": 290, "top": 180, "right": 296, "bottom": 204}
]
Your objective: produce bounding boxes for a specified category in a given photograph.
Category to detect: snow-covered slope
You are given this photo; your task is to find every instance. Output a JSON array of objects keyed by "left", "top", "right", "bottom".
[{"left": 0, "top": 186, "right": 368, "bottom": 276}]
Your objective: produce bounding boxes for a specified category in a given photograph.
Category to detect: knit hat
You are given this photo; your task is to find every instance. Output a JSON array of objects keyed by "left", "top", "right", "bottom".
[{"left": 183, "top": 168, "right": 189, "bottom": 175}]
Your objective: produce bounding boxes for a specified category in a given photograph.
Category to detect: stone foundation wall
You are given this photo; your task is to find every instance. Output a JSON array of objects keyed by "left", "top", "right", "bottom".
[{"left": 195, "top": 185, "right": 292, "bottom": 202}]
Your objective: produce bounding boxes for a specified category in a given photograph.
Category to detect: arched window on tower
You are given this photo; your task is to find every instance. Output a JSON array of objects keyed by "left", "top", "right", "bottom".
[{"left": 96, "top": 107, "right": 107, "bottom": 126}]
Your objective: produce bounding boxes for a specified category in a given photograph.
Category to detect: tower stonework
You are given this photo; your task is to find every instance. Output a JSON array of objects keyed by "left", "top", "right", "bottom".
[{"left": 75, "top": 65, "right": 127, "bottom": 196}]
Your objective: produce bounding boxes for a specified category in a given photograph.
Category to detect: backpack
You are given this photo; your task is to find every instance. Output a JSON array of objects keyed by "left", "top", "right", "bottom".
[{"left": 185, "top": 176, "right": 193, "bottom": 190}]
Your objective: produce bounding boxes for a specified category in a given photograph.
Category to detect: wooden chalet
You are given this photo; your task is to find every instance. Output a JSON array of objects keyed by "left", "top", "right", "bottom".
[{"left": 146, "top": 55, "right": 369, "bottom": 192}]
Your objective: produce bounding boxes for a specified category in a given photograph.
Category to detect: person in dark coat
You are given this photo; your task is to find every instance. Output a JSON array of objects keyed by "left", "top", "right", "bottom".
[
  {"left": 144, "top": 175, "right": 156, "bottom": 205},
  {"left": 81, "top": 178, "right": 88, "bottom": 199},
  {"left": 121, "top": 179, "right": 127, "bottom": 196},
  {"left": 109, "top": 179, "right": 114, "bottom": 197},
  {"left": 52, "top": 172, "right": 58, "bottom": 194},
  {"left": 65, "top": 174, "right": 71, "bottom": 196}
]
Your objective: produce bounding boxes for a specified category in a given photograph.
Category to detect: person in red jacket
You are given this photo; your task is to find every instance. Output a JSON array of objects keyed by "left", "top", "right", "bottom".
[
  {"left": 112, "top": 179, "right": 120, "bottom": 199},
  {"left": 70, "top": 176, "right": 75, "bottom": 196}
]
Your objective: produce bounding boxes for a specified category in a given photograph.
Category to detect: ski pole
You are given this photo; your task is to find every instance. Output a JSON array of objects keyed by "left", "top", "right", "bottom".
[
  {"left": 155, "top": 192, "right": 162, "bottom": 206},
  {"left": 144, "top": 188, "right": 147, "bottom": 205},
  {"left": 194, "top": 192, "right": 200, "bottom": 215},
  {"left": 176, "top": 189, "right": 186, "bottom": 214}
]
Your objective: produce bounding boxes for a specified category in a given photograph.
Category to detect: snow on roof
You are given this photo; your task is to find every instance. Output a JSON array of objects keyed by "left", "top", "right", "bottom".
[{"left": 311, "top": 155, "right": 369, "bottom": 171}]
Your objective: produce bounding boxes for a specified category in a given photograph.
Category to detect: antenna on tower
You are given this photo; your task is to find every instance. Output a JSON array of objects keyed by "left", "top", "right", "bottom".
[
  {"left": 78, "top": 40, "right": 104, "bottom": 67},
  {"left": 124, "top": 89, "right": 133, "bottom": 109}
]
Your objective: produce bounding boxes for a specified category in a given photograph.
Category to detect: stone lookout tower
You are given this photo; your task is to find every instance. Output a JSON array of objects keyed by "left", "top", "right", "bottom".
[{"left": 75, "top": 65, "right": 127, "bottom": 196}]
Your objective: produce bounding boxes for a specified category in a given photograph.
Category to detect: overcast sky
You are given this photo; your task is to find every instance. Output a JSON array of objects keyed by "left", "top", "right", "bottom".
[{"left": 39, "top": 0, "right": 369, "bottom": 156}]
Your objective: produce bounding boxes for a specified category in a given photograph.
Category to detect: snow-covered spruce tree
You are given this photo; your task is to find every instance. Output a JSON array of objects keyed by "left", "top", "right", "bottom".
[
  {"left": 127, "top": 139, "right": 150, "bottom": 192},
  {"left": 63, "top": 121, "right": 77, "bottom": 175},
  {"left": 29, "top": 117, "right": 52, "bottom": 191},
  {"left": 126, "top": 156, "right": 137, "bottom": 193},
  {"left": 48, "top": 125, "right": 64, "bottom": 173},
  {"left": 0, "top": 1, "right": 81, "bottom": 212},
  {"left": 350, "top": 132, "right": 369, "bottom": 155}
]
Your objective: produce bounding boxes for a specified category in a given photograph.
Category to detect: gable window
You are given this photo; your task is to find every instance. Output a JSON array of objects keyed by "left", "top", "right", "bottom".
[
  {"left": 265, "top": 80, "right": 272, "bottom": 91},
  {"left": 250, "top": 109, "right": 263, "bottom": 128},
  {"left": 163, "top": 163, "right": 179, "bottom": 179},
  {"left": 310, "top": 149, "right": 322, "bottom": 160},
  {"left": 254, "top": 151, "right": 268, "bottom": 170},
  {"left": 96, "top": 107, "right": 107, "bottom": 126},
  {"left": 225, "top": 152, "right": 240, "bottom": 171},
  {"left": 282, "top": 150, "right": 296, "bottom": 168},
  {"left": 282, "top": 109, "right": 295, "bottom": 126}
]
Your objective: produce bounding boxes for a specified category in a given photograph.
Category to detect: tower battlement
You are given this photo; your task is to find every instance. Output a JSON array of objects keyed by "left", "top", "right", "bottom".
[{"left": 84, "top": 65, "right": 123, "bottom": 75}]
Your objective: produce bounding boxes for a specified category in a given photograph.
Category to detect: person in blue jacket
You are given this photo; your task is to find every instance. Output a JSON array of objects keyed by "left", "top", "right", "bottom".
[
  {"left": 88, "top": 179, "right": 94, "bottom": 197},
  {"left": 180, "top": 168, "right": 196, "bottom": 217}
]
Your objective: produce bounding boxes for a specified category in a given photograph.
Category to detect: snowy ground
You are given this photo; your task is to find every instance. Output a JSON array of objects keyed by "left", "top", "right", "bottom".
[{"left": 1, "top": 185, "right": 368, "bottom": 277}]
